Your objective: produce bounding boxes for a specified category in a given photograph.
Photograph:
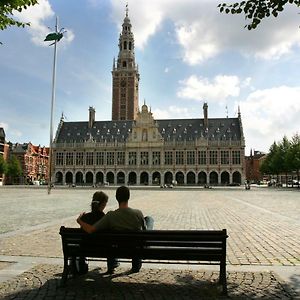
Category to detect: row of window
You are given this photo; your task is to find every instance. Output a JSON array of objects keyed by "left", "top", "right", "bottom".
[{"left": 55, "top": 150, "right": 241, "bottom": 166}]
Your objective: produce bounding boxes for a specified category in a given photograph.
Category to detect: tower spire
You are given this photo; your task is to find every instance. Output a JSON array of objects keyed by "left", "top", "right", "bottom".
[{"left": 111, "top": 5, "right": 140, "bottom": 121}]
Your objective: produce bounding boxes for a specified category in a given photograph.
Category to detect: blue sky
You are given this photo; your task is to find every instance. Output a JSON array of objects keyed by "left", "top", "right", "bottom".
[{"left": 1, "top": 0, "right": 300, "bottom": 154}]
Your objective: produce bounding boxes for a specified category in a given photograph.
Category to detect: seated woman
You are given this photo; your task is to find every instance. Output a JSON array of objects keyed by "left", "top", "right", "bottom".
[
  {"left": 73, "top": 191, "right": 108, "bottom": 275},
  {"left": 80, "top": 191, "right": 108, "bottom": 225}
]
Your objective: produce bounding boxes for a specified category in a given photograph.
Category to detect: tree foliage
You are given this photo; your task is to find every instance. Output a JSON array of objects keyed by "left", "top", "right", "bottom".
[
  {"left": 0, "top": 155, "right": 7, "bottom": 175},
  {"left": 260, "top": 134, "right": 300, "bottom": 181},
  {"left": 6, "top": 155, "right": 22, "bottom": 179},
  {"left": 218, "top": 0, "right": 300, "bottom": 30},
  {"left": 0, "top": 0, "right": 38, "bottom": 31}
]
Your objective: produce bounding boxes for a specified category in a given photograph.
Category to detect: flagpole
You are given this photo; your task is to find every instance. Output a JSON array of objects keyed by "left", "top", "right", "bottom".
[{"left": 48, "top": 16, "right": 58, "bottom": 194}]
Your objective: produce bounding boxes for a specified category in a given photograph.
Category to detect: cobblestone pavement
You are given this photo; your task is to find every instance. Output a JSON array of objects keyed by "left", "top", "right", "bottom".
[
  {"left": 0, "top": 264, "right": 297, "bottom": 300},
  {"left": 0, "top": 186, "right": 299, "bottom": 299}
]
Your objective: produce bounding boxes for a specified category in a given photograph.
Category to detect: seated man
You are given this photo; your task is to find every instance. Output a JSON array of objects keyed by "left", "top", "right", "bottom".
[{"left": 77, "top": 186, "right": 153, "bottom": 273}]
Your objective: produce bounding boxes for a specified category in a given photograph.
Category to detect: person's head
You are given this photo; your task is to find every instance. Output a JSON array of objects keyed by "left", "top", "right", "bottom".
[
  {"left": 91, "top": 191, "right": 108, "bottom": 213},
  {"left": 116, "top": 186, "right": 130, "bottom": 205}
]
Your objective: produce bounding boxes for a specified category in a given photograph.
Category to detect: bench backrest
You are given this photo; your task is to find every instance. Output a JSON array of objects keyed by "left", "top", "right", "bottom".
[{"left": 60, "top": 226, "right": 228, "bottom": 262}]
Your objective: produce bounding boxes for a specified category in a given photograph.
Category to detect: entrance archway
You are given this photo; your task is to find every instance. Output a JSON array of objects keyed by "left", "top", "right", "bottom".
[
  {"left": 65, "top": 172, "right": 73, "bottom": 184},
  {"left": 175, "top": 171, "right": 184, "bottom": 185},
  {"left": 221, "top": 171, "right": 230, "bottom": 185},
  {"left": 55, "top": 172, "right": 63, "bottom": 184},
  {"left": 117, "top": 171, "right": 125, "bottom": 184},
  {"left": 198, "top": 171, "right": 207, "bottom": 184},
  {"left": 75, "top": 172, "right": 83, "bottom": 184},
  {"left": 187, "top": 171, "right": 196, "bottom": 184},
  {"left": 128, "top": 172, "right": 137, "bottom": 185},
  {"left": 209, "top": 171, "right": 218, "bottom": 185},
  {"left": 96, "top": 172, "right": 104, "bottom": 184},
  {"left": 164, "top": 172, "right": 173, "bottom": 185},
  {"left": 233, "top": 171, "right": 241, "bottom": 185},
  {"left": 152, "top": 172, "right": 161, "bottom": 185},
  {"left": 106, "top": 172, "right": 114, "bottom": 184},
  {"left": 140, "top": 172, "right": 149, "bottom": 185},
  {"left": 86, "top": 172, "right": 93, "bottom": 185}
]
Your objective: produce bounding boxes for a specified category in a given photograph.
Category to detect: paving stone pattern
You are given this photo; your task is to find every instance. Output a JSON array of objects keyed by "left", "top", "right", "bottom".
[
  {"left": 0, "top": 187, "right": 299, "bottom": 299},
  {"left": 0, "top": 264, "right": 297, "bottom": 300}
]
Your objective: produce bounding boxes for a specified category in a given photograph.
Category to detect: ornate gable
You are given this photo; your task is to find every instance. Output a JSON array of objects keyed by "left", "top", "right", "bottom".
[{"left": 127, "top": 104, "right": 163, "bottom": 146}]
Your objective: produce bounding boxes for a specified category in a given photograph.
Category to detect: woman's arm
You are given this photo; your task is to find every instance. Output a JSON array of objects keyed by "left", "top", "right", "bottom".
[{"left": 77, "top": 213, "right": 97, "bottom": 233}]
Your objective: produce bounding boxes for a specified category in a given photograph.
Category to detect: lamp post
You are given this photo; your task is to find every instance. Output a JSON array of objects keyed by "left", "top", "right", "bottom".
[{"left": 44, "top": 16, "right": 64, "bottom": 194}]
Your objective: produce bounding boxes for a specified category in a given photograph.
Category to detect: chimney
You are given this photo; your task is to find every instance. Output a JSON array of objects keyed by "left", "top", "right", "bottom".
[
  {"left": 203, "top": 102, "right": 208, "bottom": 128},
  {"left": 89, "top": 106, "right": 95, "bottom": 128}
]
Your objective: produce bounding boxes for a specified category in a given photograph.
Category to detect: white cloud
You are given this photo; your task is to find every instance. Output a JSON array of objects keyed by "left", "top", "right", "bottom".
[
  {"left": 110, "top": 0, "right": 300, "bottom": 63},
  {"left": 177, "top": 75, "right": 240, "bottom": 102},
  {"left": 152, "top": 105, "right": 190, "bottom": 119},
  {"left": 240, "top": 86, "right": 300, "bottom": 151},
  {"left": 14, "top": 0, "right": 74, "bottom": 47}
]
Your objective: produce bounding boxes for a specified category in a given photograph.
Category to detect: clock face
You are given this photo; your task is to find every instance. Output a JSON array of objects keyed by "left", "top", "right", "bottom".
[{"left": 121, "top": 80, "right": 126, "bottom": 87}]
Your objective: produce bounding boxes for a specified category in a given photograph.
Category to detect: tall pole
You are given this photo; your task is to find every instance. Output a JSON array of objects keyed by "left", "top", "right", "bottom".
[{"left": 48, "top": 16, "right": 59, "bottom": 194}]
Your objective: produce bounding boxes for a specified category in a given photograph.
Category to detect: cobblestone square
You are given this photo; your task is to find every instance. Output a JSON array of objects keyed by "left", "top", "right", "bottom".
[{"left": 0, "top": 186, "right": 299, "bottom": 299}]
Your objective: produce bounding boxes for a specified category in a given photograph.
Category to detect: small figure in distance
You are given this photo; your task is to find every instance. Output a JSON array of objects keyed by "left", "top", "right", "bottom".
[{"left": 77, "top": 186, "right": 154, "bottom": 274}]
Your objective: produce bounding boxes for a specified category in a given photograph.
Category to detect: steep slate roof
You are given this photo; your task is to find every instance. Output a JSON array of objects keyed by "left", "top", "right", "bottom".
[{"left": 56, "top": 117, "right": 242, "bottom": 143}]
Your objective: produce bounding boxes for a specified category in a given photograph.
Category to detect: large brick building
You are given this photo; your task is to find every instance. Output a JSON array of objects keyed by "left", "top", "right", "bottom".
[
  {"left": 11, "top": 142, "right": 49, "bottom": 184},
  {"left": 52, "top": 8, "right": 246, "bottom": 186}
]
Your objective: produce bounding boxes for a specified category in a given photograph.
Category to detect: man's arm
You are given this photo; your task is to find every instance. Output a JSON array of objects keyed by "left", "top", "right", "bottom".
[{"left": 77, "top": 214, "right": 96, "bottom": 233}]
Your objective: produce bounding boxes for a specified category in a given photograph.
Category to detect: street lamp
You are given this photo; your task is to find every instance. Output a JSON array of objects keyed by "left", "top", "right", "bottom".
[{"left": 44, "top": 16, "right": 65, "bottom": 194}]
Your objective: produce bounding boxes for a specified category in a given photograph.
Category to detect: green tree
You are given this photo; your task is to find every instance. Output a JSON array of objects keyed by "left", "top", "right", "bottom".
[
  {"left": 5, "top": 155, "right": 22, "bottom": 184},
  {"left": 287, "top": 133, "right": 300, "bottom": 183},
  {"left": 218, "top": 0, "right": 300, "bottom": 30},
  {"left": 0, "top": 155, "right": 7, "bottom": 175},
  {"left": 0, "top": 0, "right": 38, "bottom": 31}
]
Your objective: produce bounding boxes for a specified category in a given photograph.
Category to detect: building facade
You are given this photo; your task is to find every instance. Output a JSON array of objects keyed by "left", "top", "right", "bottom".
[
  {"left": 52, "top": 9, "right": 246, "bottom": 186},
  {"left": 0, "top": 128, "right": 9, "bottom": 185},
  {"left": 11, "top": 142, "right": 49, "bottom": 184},
  {"left": 245, "top": 150, "right": 266, "bottom": 183}
]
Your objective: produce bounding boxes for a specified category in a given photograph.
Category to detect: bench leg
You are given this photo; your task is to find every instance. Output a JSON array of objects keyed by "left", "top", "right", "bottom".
[
  {"left": 61, "top": 256, "right": 69, "bottom": 286},
  {"left": 219, "top": 260, "right": 227, "bottom": 296}
]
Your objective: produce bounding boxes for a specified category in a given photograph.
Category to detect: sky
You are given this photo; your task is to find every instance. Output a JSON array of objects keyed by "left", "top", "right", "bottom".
[{"left": 1, "top": 0, "right": 300, "bottom": 154}]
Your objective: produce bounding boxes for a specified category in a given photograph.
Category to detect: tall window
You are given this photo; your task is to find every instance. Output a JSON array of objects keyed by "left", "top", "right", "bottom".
[
  {"left": 232, "top": 150, "right": 241, "bottom": 164},
  {"left": 86, "top": 152, "right": 94, "bottom": 166},
  {"left": 176, "top": 151, "right": 184, "bottom": 165},
  {"left": 106, "top": 152, "right": 115, "bottom": 165},
  {"left": 76, "top": 152, "right": 84, "bottom": 166},
  {"left": 128, "top": 152, "right": 137, "bottom": 165},
  {"left": 198, "top": 150, "right": 207, "bottom": 165},
  {"left": 117, "top": 152, "right": 125, "bottom": 165},
  {"left": 187, "top": 151, "right": 195, "bottom": 165},
  {"left": 221, "top": 151, "right": 229, "bottom": 165},
  {"left": 56, "top": 152, "right": 64, "bottom": 166},
  {"left": 152, "top": 151, "right": 161, "bottom": 165},
  {"left": 96, "top": 152, "right": 104, "bottom": 165},
  {"left": 164, "top": 151, "right": 173, "bottom": 165},
  {"left": 140, "top": 152, "right": 149, "bottom": 165},
  {"left": 209, "top": 150, "right": 218, "bottom": 165},
  {"left": 65, "top": 152, "right": 74, "bottom": 166}
]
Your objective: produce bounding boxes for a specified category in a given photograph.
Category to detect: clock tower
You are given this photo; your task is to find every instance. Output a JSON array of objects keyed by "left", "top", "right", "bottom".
[{"left": 112, "top": 6, "right": 140, "bottom": 121}]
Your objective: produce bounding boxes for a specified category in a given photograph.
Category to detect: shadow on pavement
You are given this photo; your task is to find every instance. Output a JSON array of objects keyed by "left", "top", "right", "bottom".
[{"left": 0, "top": 265, "right": 298, "bottom": 299}]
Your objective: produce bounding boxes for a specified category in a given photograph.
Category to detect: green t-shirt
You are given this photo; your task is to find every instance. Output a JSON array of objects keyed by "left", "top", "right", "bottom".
[{"left": 93, "top": 207, "right": 145, "bottom": 231}]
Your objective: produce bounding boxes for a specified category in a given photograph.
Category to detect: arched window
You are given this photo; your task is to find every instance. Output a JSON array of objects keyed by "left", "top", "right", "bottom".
[
  {"left": 124, "top": 41, "right": 127, "bottom": 50},
  {"left": 129, "top": 41, "right": 132, "bottom": 50}
]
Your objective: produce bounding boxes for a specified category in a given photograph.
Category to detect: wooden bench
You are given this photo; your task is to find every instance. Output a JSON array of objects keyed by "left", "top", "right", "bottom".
[{"left": 59, "top": 226, "right": 228, "bottom": 295}]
